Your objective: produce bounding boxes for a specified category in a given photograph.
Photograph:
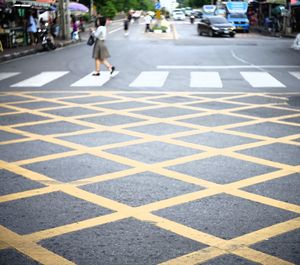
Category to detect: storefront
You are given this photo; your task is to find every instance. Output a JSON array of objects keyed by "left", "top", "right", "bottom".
[
  {"left": 0, "top": 0, "right": 55, "bottom": 50},
  {"left": 291, "top": 0, "right": 300, "bottom": 32}
]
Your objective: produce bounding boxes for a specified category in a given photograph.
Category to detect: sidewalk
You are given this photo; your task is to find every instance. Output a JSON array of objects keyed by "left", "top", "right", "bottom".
[
  {"left": 0, "top": 29, "right": 90, "bottom": 63},
  {"left": 251, "top": 25, "right": 299, "bottom": 38}
]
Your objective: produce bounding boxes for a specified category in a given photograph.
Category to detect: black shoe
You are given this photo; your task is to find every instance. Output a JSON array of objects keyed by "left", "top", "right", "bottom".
[
  {"left": 110, "top": 66, "right": 115, "bottom": 75},
  {"left": 92, "top": 72, "right": 100, "bottom": 76}
]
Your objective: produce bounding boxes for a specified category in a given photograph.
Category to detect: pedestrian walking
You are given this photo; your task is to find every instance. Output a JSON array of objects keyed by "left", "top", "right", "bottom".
[
  {"left": 124, "top": 16, "right": 129, "bottom": 36},
  {"left": 92, "top": 16, "right": 115, "bottom": 76},
  {"left": 124, "top": 12, "right": 132, "bottom": 36},
  {"left": 144, "top": 12, "right": 152, "bottom": 33},
  {"left": 26, "top": 11, "right": 37, "bottom": 45},
  {"left": 71, "top": 16, "right": 79, "bottom": 41}
]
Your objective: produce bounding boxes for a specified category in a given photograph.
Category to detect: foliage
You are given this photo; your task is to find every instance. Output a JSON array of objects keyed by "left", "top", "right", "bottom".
[
  {"left": 184, "top": 0, "right": 211, "bottom": 8},
  {"left": 97, "top": 0, "right": 117, "bottom": 19},
  {"left": 93, "top": 0, "right": 154, "bottom": 18},
  {"left": 81, "top": 13, "right": 91, "bottom": 22}
]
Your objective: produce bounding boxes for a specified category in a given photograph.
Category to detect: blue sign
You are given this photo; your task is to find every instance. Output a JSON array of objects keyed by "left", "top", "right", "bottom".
[
  {"left": 226, "top": 2, "right": 248, "bottom": 14},
  {"left": 155, "top": 2, "right": 161, "bottom": 10}
]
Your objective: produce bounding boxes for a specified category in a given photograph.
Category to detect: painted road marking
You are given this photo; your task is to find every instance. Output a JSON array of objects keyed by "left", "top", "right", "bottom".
[
  {"left": 0, "top": 72, "right": 20, "bottom": 81},
  {"left": 3, "top": 70, "right": 299, "bottom": 89},
  {"left": 129, "top": 71, "right": 169, "bottom": 87},
  {"left": 157, "top": 65, "right": 300, "bottom": 69},
  {"left": 11, "top": 71, "right": 69, "bottom": 87},
  {"left": 240, "top": 72, "right": 286, "bottom": 88},
  {"left": 71, "top": 71, "right": 119, "bottom": 87},
  {"left": 0, "top": 91, "right": 299, "bottom": 265},
  {"left": 190, "top": 72, "right": 222, "bottom": 88},
  {"left": 289, "top": 71, "right": 300, "bottom": 80}
]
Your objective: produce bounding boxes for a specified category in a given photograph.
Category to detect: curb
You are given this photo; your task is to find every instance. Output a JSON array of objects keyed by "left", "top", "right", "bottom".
[{"left": 0, "top": 39, "right": 77, "bottom": 63}]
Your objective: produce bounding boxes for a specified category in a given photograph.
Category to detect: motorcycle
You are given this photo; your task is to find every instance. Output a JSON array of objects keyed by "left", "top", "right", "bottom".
[
  {"left": 38, "top": 23, "right": 56, "bottom": 51},
  {"left": 190, "top": 15, "right": 195, "bottom": 24}
]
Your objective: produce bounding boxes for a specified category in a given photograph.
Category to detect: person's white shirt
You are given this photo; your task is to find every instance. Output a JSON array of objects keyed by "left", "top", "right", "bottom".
[
  {"left": 94, "top": 26, "right": 106, "bottom": 40},
  {"left": 144, "top": 15, "right": 152, "bottom": 24}
]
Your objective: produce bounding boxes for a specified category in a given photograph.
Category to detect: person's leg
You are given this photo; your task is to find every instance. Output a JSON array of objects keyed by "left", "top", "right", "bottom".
[
  {"left": 102, "top": 59, "right": 115, "bottom": 74},
  {"left": 93, "top": 59, "right": 101, "bottom": 75},
  {"left": 29, "top": 32, "right": 34, "bottom": 45}
]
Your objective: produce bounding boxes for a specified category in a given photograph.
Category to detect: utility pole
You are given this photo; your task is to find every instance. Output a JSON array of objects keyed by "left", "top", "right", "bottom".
[
  {"left": 65, "top": 0, "right": 70, "bottom": 40},
  {"left": 90, "top": 0, "right": 93, "bottom": 17},
  {"left": 59, "top": 0, "right": 70, "bottom": 40},
  {"left": 59, "top": 0, "right": 65, "bottom": 39}
]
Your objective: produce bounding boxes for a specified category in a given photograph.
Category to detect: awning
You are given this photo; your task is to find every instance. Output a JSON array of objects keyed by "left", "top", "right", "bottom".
[
  {"left": 11, "top": 0, "right": 54, "bottom": 8},
  {"left": 291, "top": 0, "right": 300, "bottom": 6},
  {"left": 265, "top": 0, "right": 286, "bottom": 4}
]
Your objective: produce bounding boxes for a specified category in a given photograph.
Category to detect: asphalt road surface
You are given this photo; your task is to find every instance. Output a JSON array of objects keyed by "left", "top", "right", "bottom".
[{"left": 0, "top": 18, "right": 300, "bottom": 265}]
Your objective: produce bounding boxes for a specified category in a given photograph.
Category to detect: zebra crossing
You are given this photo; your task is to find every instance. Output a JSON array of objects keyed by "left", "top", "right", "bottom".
[{"left": 1, "top": 70, "right": 299, "bottom": 89}]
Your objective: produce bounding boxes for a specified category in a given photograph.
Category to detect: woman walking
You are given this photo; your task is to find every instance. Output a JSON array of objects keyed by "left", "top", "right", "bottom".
[{"left": 92, "top": 17, "right": 115, "bottom": 76}]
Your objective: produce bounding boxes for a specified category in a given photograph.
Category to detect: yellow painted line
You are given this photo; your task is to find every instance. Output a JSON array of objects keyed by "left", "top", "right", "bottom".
[
  {"left": 0, "top": 161, "right": 62, "bottom": 184},
  {"left": 0, "top": 226, "right": 75, "bottom": 265},
  {"left": 231, "top": 217, "right": 300, "bottom": 246},
  {"left": 171, "top": 24, "right": 178, "bottom": 39},
  {"left": 225, "top": 169, "right": 294, "bottom": 189},
  {"left": 26, "top": 212, "right": 129, "bottom": 242},
  {"left": 232, "top": 247, "right": 295, "bottom": 265},
  {"left": 0, "top": 240, "right": 8, "bottom": 250},
  {"left": 153, "top": 167, "right": 221, "bottom": 189},
  {"left": 0, "top": 137, "right": 35, "bottom": 146},
  {"left": 58, "top": 184, "right": 138, "bottom": 215},
  {"left": 228, "top": 189, "right": 300, "bottom": 213},
  {"left": 160, "top": 218, "right": 300, "bottom": 265},
  {"left": 225, "top": 151, "right": 297, "bottom": 172},
  {"left": 137, "top": 213, "right": 227, "bottom": 247},
  {"left": 71, "top": 167, "right": 144, "bottom": 186},
  {"left": 14, "top": 150, "right": 82, "bottom": 166},
  {"left": 1, "top": 91, "right": 300, "bottom": 265},
  {"left": 136, "top": 189, "right": 220, "bottom": 213},
  {"left": 158, "top": 246, "right": 227, "bottom": 265},
  {"left": 0, "top": 111, "right": 22, "bottom": 117},
  {"left": 0, "top": 187, "right": 59, "bottom": 203}
]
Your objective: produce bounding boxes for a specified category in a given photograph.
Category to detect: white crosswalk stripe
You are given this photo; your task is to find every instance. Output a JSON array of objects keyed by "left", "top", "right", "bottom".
[
  {"left": 71, "top": 71, "right": 119, "bottom": 87},
  {"left": 1, "top": 70, "right": 299, "bottom": 88},
  {"left": 240, "top": 72, "right": 286, "bottom": 88},
  {"left": 289, "top": 71, "right": 300, "bottom": 80},
  {"left": 129, "top": 71, "right": 169, "bottom": 87},
  {"left": 190, "top": 72, "right": 222, "bottom": 88},
  {"left": 0, "top": 72, "right": 20, "bottom": 81},
  {"left": 11, "top": 71, "right": 69, "bottom": 87}
]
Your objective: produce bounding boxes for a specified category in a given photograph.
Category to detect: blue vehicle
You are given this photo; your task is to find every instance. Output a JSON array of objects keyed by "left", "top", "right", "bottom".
[
  {"left": 226, "top": 2, "right": 249, "bottom": 33},
  {"left": 227, "top": 13, "right": 250, "bottom": 32}
]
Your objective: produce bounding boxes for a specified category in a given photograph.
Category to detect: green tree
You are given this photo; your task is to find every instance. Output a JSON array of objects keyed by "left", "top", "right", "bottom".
[
  {"left": 189, "top": 0, "right": 211, "bottom": 8},
  {"left": 111, "top": 0, "right": 154, "bottom": 12},
  {"left": 98, "top": 0, "right": 117, "bottom": 19}
]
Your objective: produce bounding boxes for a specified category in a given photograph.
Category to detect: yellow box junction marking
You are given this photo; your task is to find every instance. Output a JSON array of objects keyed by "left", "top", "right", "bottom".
[{"left": 0, "top": 91, "right": 300, "bottom": 264}]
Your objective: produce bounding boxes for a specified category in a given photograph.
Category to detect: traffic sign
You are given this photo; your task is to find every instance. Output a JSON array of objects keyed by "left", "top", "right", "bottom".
[
  {"left": 155, "top": 2, "right": 161, "bottom": 10},
  {"left": 156, "top": 10, "right": 161, "bottom": 19}
]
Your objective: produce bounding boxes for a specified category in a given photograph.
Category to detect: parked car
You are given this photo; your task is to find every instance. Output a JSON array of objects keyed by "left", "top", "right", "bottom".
[
  {"left": 227, "top": 13, "right": 250, "bottom": 32},
  {"left": 185, "top": 7, "right": 193, "bottom": 16},
  {"left": 173, "top": 11, "right": 185, "bottom": 21},
  {"left": 197, "top": 16, "right": 236, "bottom": 37}
]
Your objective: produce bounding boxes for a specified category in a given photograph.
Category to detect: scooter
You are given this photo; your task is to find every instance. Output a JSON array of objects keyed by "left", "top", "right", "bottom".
[
  {"left": 38, "top": 23, "right": 56, "bottom": 51},
  {"left": 190, "top": 15, "right": 195, "bottom": 24}
]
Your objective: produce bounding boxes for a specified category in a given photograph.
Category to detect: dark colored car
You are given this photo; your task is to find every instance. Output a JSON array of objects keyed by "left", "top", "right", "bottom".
[
  {"left": 197, "top": 16, "right": 236, "bottom": 37},
  {"left": 192, "top": 10, "right": 203, "bottom": 19}
]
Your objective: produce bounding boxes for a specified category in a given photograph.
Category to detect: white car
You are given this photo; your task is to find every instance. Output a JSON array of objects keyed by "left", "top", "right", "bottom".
[{"left": 173, "top": 11, "right": 185, "bottom": 20}]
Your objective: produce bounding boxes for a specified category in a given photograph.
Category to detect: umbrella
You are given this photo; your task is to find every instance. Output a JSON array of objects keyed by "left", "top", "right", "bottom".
[{"left": 68, "top": 2, "right": 89, "bottom": 13}]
